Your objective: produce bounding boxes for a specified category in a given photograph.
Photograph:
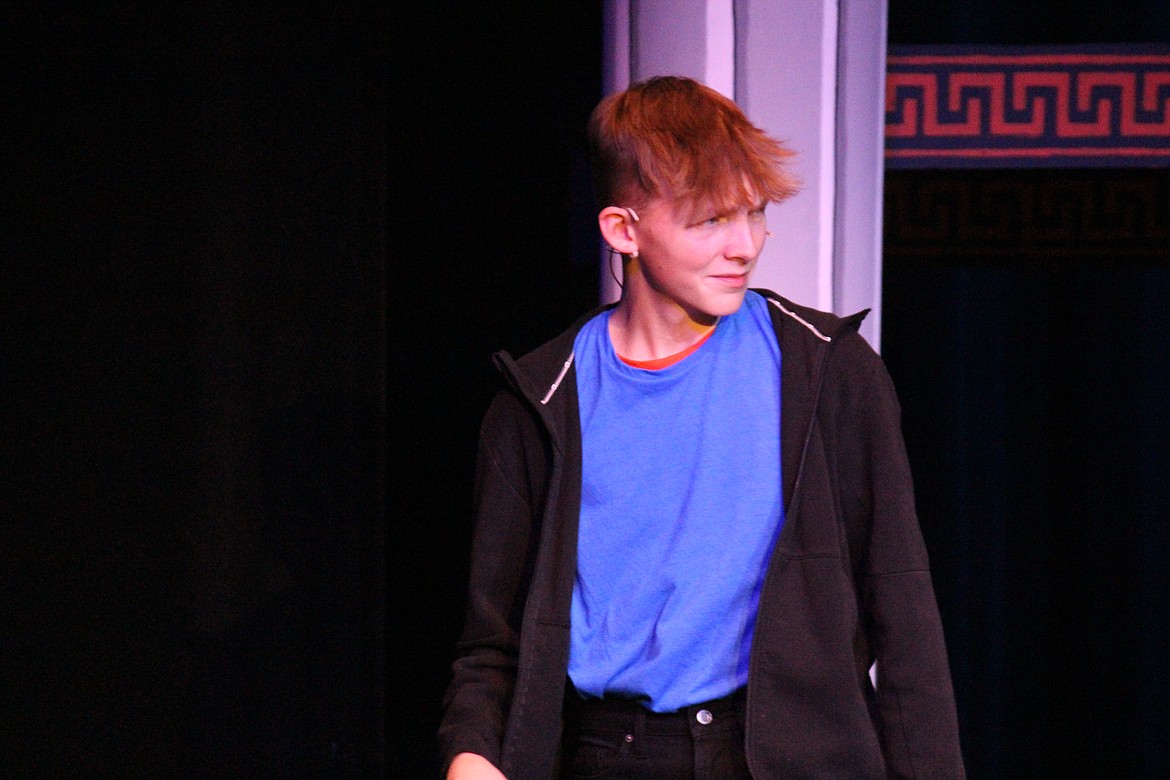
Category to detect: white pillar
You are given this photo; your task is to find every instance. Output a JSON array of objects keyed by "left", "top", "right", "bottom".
[
  {"left": 601, "top": 0, "right": 736, "bottom": 302},
  {"left": 833, "top": 0, "right": 887, "bottom": 349},
  {"left": 734, "top": 0, "right": 839, "bottom": 316}
]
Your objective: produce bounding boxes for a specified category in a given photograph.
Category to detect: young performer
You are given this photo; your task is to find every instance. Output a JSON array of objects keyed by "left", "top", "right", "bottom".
[{"left": 440, "top": 76, "right": 964, "bottom": 779}]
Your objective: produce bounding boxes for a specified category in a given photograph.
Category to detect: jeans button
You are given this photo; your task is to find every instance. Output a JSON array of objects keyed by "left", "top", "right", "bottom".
[{"left": 696, "top": 709, "right": 713, "bottom": 725}]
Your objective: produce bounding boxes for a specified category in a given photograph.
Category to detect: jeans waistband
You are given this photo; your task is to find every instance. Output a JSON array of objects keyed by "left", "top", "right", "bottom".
[{"left": 564, "top": 686, "right": 747, "bottom": 736}]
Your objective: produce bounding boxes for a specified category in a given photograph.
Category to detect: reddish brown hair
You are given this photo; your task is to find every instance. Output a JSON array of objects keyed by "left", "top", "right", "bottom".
[{"left": 588, "top": 76, "right": 799, "bottom": 215}]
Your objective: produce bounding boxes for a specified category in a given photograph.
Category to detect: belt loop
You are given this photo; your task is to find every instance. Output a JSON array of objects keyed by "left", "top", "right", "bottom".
[{"left": 631, "top": 706, "right": 647, "bottom": 758}]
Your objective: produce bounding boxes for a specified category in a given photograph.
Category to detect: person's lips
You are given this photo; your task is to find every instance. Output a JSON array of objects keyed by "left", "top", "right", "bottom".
[{"left": 710, "top": 273, "right": 748, "bottom": 288}]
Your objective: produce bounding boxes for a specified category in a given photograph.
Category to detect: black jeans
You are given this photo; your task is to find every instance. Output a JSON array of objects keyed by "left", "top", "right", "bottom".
[{"left": 561, "top": 688, "right": 751, "bottom": 780}]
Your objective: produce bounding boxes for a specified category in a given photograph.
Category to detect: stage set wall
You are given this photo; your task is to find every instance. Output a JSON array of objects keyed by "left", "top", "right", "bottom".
[{"left": 882, "top": 1, "right": 1170, "bottom": 776}]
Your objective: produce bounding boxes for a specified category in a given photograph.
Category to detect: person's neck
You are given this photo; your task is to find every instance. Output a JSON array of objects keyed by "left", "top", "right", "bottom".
[{"left": 608, "top": 299, "right": 718, "bottom": 362}]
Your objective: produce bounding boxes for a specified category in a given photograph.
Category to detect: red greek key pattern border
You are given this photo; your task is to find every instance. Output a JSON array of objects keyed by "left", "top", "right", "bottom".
[{"left": 885, "top": 46, "right": 1170, "bottom": 168}]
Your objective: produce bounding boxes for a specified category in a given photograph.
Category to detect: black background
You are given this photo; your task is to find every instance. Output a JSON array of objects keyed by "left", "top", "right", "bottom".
[{"left": 5, "top": 4, "right": 386, "bottom": 776}]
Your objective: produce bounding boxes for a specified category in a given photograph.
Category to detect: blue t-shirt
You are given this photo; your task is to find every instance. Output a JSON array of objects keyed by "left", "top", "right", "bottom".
[{"left": 569, "top": 291, "right": 783, "bottom": 711}]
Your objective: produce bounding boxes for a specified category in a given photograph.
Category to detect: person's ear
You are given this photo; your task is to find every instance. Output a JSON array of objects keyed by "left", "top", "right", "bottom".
[{"left": 598, "top": 206, "right": 639, "bottom": 257}]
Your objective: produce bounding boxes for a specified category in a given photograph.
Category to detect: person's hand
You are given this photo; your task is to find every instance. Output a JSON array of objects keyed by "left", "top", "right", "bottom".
[{"left": 447, "top": 752, "right": 507, "bottom": 780}]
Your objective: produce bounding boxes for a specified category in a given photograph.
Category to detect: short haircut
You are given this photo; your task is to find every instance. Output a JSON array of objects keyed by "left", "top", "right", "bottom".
[{"left": 588, "top": 76, "right": 800, "bottom": 216}]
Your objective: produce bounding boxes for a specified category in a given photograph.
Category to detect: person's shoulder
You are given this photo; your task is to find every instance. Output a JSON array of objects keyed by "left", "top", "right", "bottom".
[
  {"left": 487, "top": 304, "right": 611, "bottom": 408},
  {"left": 750, "top": 288, "right": 869, "bottom": 344}
]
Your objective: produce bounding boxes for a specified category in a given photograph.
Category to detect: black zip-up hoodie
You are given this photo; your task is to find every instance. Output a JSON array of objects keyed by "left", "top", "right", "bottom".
[{"left": 440, "top": 290, "right": 964, "bottom": 779}]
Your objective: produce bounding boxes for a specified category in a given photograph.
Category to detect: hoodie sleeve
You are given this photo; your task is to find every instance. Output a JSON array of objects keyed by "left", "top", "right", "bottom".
[
  {"left": 437, "top": 388, "right": 548, "bottom": 774},
  {"left": 831, "top": 333, "right": 966, "bottom": 778}
]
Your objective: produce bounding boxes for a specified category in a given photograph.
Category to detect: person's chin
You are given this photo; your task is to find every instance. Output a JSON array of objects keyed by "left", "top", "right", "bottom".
[{"left": 706, "top": 289, "right": 749, "bottom": 317}]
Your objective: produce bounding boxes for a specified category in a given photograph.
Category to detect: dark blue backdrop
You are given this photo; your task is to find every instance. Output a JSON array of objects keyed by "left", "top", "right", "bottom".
[{"left": 884, "top": 168, "right": 1170, "bottom": 776}]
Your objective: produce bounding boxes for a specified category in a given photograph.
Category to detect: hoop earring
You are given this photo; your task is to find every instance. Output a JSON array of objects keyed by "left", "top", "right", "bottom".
[{"left": 607, "top": 246, "right": 624, "bottom": 290}]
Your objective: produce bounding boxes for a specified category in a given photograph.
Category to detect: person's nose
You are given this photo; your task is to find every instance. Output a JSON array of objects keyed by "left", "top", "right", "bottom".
[{"left": 725, "top": 213, "right": 761, "bottom": 262}]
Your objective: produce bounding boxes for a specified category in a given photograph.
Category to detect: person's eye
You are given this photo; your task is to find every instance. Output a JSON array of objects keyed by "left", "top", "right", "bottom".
[
  {"left": 701, "top": 215, "right": 727, "bottom": 226},
  {"left": 748, "top": 208, "right": 766, "bottom": 222}
]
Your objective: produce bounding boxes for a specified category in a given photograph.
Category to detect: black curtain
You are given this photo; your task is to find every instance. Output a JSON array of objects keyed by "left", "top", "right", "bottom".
[
  {"left": 4, "top": 5, "right": 385, "bottom": 775},
  {"left": 392, "top": 4, "right": 603, "bottom": 775},
  {"left": 883, "top": 168, "right": 1170, "bottom": 777},
  {"left": 887, "top": 2, "right": 1170, "bottom": 776}
]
